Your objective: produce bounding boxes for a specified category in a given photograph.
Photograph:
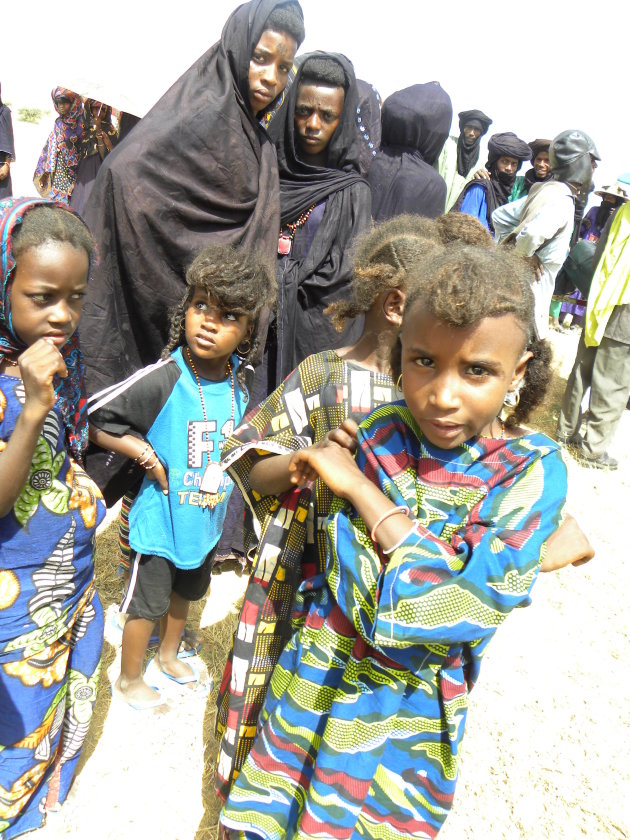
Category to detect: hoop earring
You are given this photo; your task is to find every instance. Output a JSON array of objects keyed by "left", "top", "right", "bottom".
[
  {"left": 237, "top": 338, "right": 251, "bottom": 357},
  {"left": 396, "top": 373, "right": 403, "bottom": 392},
  {"left": 179, "top": 317, "right": 186, "bottom": 334},
  {"left": 504, "top": 388, "right": 521, "bottom": 408}
]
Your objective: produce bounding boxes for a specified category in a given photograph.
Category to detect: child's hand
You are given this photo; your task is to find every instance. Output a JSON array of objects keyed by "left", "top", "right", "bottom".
[
  {"left": 18, "top": 339, "right": 68, "bottom": 419},
  {"left": 314, "top": 418, "right": 359, "bottom": 455},
  {"left": 540, "top": 513, "right": 594, "bottom": 572},
  {"left": 288, "top": 443, "right": 361, "bottom": 498},
  {"left": 143, "top": 457, "right": 169, "bottom": 495}
]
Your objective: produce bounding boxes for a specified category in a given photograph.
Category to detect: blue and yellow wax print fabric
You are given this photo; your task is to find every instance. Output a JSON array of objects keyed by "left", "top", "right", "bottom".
[
  {"left": 221, "top": 403, "right": 566, "bottom": 839},
  {"left": 0, "top": 377, "right": 105, "bottom": 838},
  {"left": 215, "top": 351, "right": 397, "bottom": 801}
]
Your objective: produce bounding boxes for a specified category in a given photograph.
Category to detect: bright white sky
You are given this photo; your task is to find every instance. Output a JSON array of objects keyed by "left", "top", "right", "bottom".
[{"left": 2, "top": 0, "right": 628, "bottom": 187}]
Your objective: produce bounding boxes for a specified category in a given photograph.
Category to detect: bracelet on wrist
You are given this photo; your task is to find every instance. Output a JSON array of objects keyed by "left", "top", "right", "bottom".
[
  {"left": 134, "top": 442, "right": 151, "bottom": 464},
  {"left": 370, "top": 505, "right": 411, "bottom": 544}
]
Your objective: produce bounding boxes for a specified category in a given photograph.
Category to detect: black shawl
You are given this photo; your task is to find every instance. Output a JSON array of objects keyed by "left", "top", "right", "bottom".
[
  {"left": 356, "top": 79, "right": 381, "bottom": 177},
  {"left": 81, "top": 0, "right": 297, "bottom": 395},
  {"left": 368, "top": 82, "right": 452, "bottom": 221},
  {"left": 267, "top": 53, "right": 371, "bottom": 388},
  {"left": 268, "top": 52, "right": 366, "bottom": 226}
]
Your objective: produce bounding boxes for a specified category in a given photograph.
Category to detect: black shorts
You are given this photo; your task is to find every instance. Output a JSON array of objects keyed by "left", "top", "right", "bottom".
[{"left": 121, "top": 547, "right": 216, "bottom": 621}]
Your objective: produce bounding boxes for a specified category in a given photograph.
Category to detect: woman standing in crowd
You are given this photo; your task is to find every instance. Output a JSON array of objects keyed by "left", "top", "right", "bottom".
[
  {"left": 33, "top": 89, "right": 84, "bottom": 204},
  {"left": 69, "top": 100, "right": 118, "bottom": 215},
  {"left": 0, "top": 84, "right": 15, "bottom": 200},
  {"left": 79, "top": 0, "right": 304, "bottom": 401},
  {"left": 266, "top": 52, "right": 371, "bottom": 390},
  {"left": 369, "top": 82, "right": 453, "bottom": 221}
]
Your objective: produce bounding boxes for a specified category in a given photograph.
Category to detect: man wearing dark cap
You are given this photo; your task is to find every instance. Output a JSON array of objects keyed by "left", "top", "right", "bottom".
[
  {"left": 450, "top": 131, "right": 531, "bottom": 230},
  {"left": 437, "top": 108, "right": 492, "bottom": 210},
  {"left": 510, "top": 138, "right": 553, "bottom": 201},
  {"left": 493, "top": 129, "right": 600, "bottom": 339}
]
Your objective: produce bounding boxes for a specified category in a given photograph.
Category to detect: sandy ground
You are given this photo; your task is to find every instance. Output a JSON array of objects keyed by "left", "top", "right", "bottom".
[{"left": 25, "top": 328, "right": 629, "bottom": 840}]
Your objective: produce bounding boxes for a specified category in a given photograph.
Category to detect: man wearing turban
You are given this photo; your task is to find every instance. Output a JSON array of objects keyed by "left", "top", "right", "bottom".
[
  {"left": 451, "top": 131, "right": 531, "bottom": 231},
  {"left": 493, "top": 129, "right": 600, "bottom": 340},
  {"left": 437, "top": 108, "right": 492, "bottom": 211}
]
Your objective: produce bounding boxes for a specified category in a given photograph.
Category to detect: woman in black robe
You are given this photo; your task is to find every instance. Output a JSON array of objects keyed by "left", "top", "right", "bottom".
[
  {"left": 265, "top": 52, "right": 371, "bottom": 390},
  {"left": 80, "top": 0, "right": 304, "bottom": 396},
  {"left": 368, "top": 82, "right": 452, "bottom": 221},
  {"left": 0, "top": 85, "right": 15, "bottom": 199}
]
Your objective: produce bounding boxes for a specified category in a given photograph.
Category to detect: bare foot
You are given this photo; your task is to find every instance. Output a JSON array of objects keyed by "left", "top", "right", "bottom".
[{"left": 114, "top": 674, "right": 168, "bottom": 710}]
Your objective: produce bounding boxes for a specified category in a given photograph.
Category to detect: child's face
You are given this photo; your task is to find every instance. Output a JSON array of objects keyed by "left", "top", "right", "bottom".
[
  {"left": 54, "top": 96, "right": 72, "bottom": 117},
  {"left": 248, "top": 29, "right": 296, "bottom": 116},
  {"left": 399, "top": 302, "right": 531, "bottom": 449},
  {"left": 10, "top": 243, "right": 89, "bottom": 349},
  {"left": 185, "top": 289, "right": 251, "bottom": 374}
]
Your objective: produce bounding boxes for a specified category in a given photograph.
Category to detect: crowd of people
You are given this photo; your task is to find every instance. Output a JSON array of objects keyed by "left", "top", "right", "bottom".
[{"left": 1, "top": 0, "right": 628, "bottom": 837}]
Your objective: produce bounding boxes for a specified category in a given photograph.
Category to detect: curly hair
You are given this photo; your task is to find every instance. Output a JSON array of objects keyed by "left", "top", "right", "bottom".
[
  {"left": 265, "top": 2, "right": 305, "bottom": 46},
  {"left": 436, "top": 213, "right": 494, "bottom": 248},
  {"left": 391, "top": 245, "right": 552, "bottom": 428},
  {"left": 325, "top": 215, "right": 443, "bottom": 330},
  {"left": 299, "top": 56, "right": 347, "bottom": 90},
  {"left": 162, "top": 244, "right": 276, "bottom": 389},
  {"left": 12, "top": 205, "right": 95, "bottom": 264}
]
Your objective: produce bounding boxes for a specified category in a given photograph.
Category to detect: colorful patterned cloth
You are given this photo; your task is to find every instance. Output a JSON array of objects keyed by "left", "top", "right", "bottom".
[
  {"left": 0, "top": 197, "right": 90, "bottom": 464},
  {"left": 0, "top": 376, "right": 105, "bottom": 839},
  {"left": 215, "top": 350, "right": 398, "bottom": 801},
  {"left": 221, "top": 403, "right": 566, "bottom": 838},
  {"left": 33, "top": 89, "right": 84, "bottom": 203}
]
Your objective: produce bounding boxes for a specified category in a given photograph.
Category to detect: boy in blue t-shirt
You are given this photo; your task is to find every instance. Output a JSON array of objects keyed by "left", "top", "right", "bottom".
[{"left": 89, "top": 245, "right": 275, "bottom": 710}]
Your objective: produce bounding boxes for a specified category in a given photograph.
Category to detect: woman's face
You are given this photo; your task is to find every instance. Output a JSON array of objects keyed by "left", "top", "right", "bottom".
[
  {"left": 400, "top": 301, "right": 530, "bottom": 449},
  {"left": 533, "top": 151, "right": 550, "bottom": 179},
  {"left": 248, "top": 29, "right": 297, "bottom": 116}
]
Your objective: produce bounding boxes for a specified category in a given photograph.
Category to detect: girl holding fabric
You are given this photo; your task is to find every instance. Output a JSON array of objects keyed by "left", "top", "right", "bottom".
[
  {"left": 33, "top": 89, "right": 84, "bottom": 204},
  {"left": 215, "top": 216, "right": 442, "bottom": 800},
  {"left": 221, "top": 245, "right": 573, "bottom": 838},
  {"left": 0, "top": 198, "right": 104, "bottom": 838}
]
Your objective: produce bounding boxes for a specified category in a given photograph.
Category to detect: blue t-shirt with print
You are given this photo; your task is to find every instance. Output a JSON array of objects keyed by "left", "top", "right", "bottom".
[{"left": 93, "top": 348, "right": 248, "bottom": 569}]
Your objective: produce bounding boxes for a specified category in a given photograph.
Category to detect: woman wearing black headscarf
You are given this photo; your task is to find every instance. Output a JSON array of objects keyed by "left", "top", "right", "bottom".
[
  {"left": 265, "top": 52, "right": 371, "bottom": 390},
  {"left": 80, "top": 0, "right": 304, "bottom": 396},
  {"left": 368, "top": 82, "right": 453, "bottom": 222},
  {"left": 0, "top": 84, "right": 15, "bottom": 199}
]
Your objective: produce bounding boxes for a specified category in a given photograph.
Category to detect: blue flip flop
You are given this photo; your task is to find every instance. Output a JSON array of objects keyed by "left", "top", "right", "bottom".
[
  {"left": 110, "top": 681, "right": 167, "bottom": 711},
  {"left": 145, "top": 656, "right": 211, "bottom": 694}
]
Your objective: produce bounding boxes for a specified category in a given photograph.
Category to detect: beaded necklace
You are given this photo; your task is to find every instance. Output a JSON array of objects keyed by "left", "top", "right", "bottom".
[
  {"left": 185, "top": 346, "right": 234, "bottom": 494},
  {"left": 277, "top": 203, "right": 317, "bottom": 255}
]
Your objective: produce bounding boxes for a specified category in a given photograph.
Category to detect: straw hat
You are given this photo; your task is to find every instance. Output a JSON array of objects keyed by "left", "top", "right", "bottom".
[{"left": 594, "top": 183, "right": 629, "bottom": 201}]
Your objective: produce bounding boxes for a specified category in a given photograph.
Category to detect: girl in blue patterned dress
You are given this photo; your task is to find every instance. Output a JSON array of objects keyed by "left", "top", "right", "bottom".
[
  {"left": 221, "top": 245, "right": 573, "bottom": 839},
  {"left": 0, "top": 198, "right": 104, "bottom": 838}
]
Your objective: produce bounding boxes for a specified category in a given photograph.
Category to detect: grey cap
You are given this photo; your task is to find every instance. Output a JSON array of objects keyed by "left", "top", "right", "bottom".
[{"left": 549, "top": 130, "right": 600, "bottom": 193}]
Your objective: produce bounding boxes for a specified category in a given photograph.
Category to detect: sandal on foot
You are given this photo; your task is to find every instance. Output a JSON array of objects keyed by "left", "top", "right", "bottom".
[
  {"left": 145, "top": 656, "right": 212, "bottom": 694},
  {"left": 110, "top": 682, "right": 167, "bottom": 712},
  {"left": 178, "top": 629, "right": 202, "bottom": 659}
]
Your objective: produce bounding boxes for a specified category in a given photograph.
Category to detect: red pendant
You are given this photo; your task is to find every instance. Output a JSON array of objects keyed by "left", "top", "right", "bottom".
[{"left": 278, "top": 234, "right": 292, "bottom": 256}]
